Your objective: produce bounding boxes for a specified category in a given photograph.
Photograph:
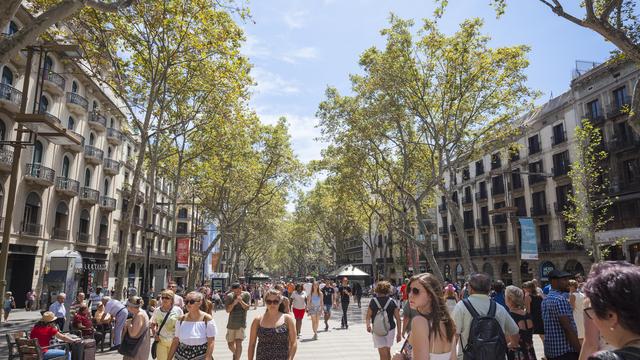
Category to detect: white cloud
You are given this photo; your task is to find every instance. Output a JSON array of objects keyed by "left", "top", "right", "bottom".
[
  {"left": 259, "top": 112, "right": 327, "bottom": 164},
  {"left": 251, "top": 68, "right": 300, "bottom": 96},
  {"left": 283, "top": 10, "right": 309, "bottom": 29},
  {"left": 241, "top": 34, "right": 270, "bottom": 58},
  {"left": 281, "top": 46, "right": 318, "bottom": 63}
]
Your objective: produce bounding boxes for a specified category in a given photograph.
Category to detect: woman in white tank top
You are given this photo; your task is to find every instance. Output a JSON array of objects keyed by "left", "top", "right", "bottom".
[{"left": 393, "top": 273, "right": 456, "bottom": 360}]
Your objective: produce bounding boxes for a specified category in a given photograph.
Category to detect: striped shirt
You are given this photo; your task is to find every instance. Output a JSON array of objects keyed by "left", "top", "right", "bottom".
[{"left": 542, "top": 289, "right": 577, "bottom": 358}]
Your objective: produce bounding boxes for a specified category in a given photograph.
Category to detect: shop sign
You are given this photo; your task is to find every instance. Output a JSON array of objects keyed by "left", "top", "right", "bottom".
[
  {"left": 540, "top": 261, "right": 556, "bottom": 281},
  {"left": 83, "top": 263, "right": 108, "bottom": 271}
]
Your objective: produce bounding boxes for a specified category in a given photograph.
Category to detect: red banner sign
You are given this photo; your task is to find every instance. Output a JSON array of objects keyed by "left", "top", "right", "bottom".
[{"left": 177, "top": 238, "right": 190, "bottom": 269}]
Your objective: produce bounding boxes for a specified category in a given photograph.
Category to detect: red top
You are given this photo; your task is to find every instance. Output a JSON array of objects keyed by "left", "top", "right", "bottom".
[
  {"left": 30, "top": 325, "right": 58, "bottom": 352},
  {"left": 400, "top": 284, "right": 408, "bottom": 301},
  {"left": 73, "top": 313, "right": 94, "bottom": 336}
]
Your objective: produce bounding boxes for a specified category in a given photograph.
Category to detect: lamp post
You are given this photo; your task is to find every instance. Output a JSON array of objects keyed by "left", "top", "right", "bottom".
[{"left": 0, "top": 44, "right": 81, "bottom": 321}]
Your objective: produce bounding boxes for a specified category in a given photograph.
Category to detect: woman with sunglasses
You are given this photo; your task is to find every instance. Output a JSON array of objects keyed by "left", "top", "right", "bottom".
[
  {"left": 151, "top": 290, "right": 183, "bottom": 360},
  {"left": 122, "top": 296, "right": 151, "bottom": 360},
  {"left": 248, "top": 289, "right": 297, "bottom": 360},
  {"left": 168, "top": 292, "right": 217, "bottom": 360},
  {"left": 393, "top": 273, "right": 456, "bottom": 360},
  {"left": 580, "top": 261, "right": 640, "bottom": 360}
]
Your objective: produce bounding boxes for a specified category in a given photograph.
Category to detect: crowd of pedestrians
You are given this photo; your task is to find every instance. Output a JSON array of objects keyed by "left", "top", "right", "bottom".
[{"left": 11, "top": 260, "right": 640, "bottom": 360}]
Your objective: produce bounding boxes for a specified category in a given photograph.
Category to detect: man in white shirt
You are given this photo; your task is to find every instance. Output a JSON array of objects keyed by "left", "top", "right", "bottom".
[
  {"left": 101, "top": 296, "right": 127, "bottom": 350},
  {"left": 48, "top": 293, "right": 66, "bottom": 331},
  {"left": 452, "top": 273, "right": 520, "bottom": 359},
  {"left": 168, "top": 281, "right": 184, "bottom": 308}
]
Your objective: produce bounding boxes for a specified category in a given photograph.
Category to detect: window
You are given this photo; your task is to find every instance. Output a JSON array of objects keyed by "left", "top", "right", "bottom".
[
  {"left": 555, "top": 184, "right": 572, "bottom": 213},
  {"left": 510, "top": 148, "right": 520, "bottom": 162},
  {"left": 462, "top": 167, "right": 470, "bottom": 181},
  {"left": 72, "top": 81, "right": 78, "bottom": 93},
  {"left": 491, "top": 153, "right": 501, "bottom": 169},
  {"left": 68, "top": 116, "right": 75, "bottom": 130},
  {"left": 39, "top": 96, "right": 49, "bottom": 113},
  {"left": 110, "top": 118, "right": 115, "bottom": 128},
  {"left": 463, "top": 186, "right": 472, "bottom": 204},
  {"left": 79, "top": 209, "right": 90, "bottom": 237},
  {"left": 1, "top": 66, "right": 13, "bottom": 85},
  {"left": 528, "top": 134, "right": 541, "bottom": 155},
  {"left": 32, "top": 141, "right": 43, "bottom": 164},
  {"left": 528, "top": 160, "right": 545, "bottom": 185},
  {"left": 531, "top": 191, "right": 547, "bottom": 216},
  {"left": 44, "top": 56, "right": 53, "bottom": 73},
  {"left": 89, "top": 133, "right": 95, "bottom": 146},
  {"left": 178, "top": 208, "right": 188, "bottom": 219},
  {"left": 475, "top": 160, "right": 484, "bottom": 176},
  {"left": 587, "top": 99, "right": 601, "bottom": 118},
  {"left": 514, "top": 197, "right": 527, "bottom": 216},
  {"left": 463, "top": 210, "right": 474, "bottom": 229},
  {"left": 104, "top": 178, "right": 110, "bottom": 195},
  {"left": 8, "top": 21, "right": 18, "bottom": 35},
  {"left": 552, "top": 151, "right": 570, "bottom": 177},
  {"left": 623, "top": 159, "right": 640, "bottom": 184},
  {"left": 127, "top": 146, "right": 132, "bottom": 158},
  {"left": 0, "top": 121, "right": 5, "bottom": 143},
  {"left": 491, "top": 175, "right": 504, "bottom": 195},
  {"left": 84, "top": 168, "right": 92, "bottom": 187},
  {"left": 539, "top": 224, "right": 550, "bottom": 249},
  {"left": 480, "top": 206, "right": 489, "bottom": 226},
  {"left": 92, "top": 100, "right": 98, "bottom": 111},
  {"left": 612, "top": 86, "right": 628, "bottom": 109},
  {"left": 62, "top": 156, "right": 70, "bottom": 178},
  {"left": 511, "top": 168, "right": 522, "bottom": 189},
  {"left": 478, "top": 181, "right": 487, "bottom": 199},
  {"left": 552, "top": 123, "right": 566, "bottom": 145}
]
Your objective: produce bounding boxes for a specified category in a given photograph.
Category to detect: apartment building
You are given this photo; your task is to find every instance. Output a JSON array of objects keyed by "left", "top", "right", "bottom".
[
  {"left": 434, "top": 60, "right": 640, "bottom": 285},
  {"left": 0, "top": 9, "right": 176, "bottom": 305}
]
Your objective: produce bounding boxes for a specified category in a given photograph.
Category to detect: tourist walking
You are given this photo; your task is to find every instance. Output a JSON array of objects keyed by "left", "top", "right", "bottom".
[
  {"left": 274, "top": 284, "right": 291, "bottom": 313},
  {"left": 353, "top": 281, "right": 363, "bottom": 308},
  {"left": 366, "top": 281, "right": 401, "bottom": 360},
  {"left": 118, "top": 296, "right": 150, "bottom": 360},
  {"left": 338, "top": 277, "right": 352, "bottom": 329},
  {"left": 569, "top": 279, "right": 585, "bottom": 344},
  {"left": 290, "top": 283, "right": 307, "bottom": 338},
  {"left": 393, "top": 273, "right": 456, "bottom": 360},
  {"left": 505, "top": 285, "right": 537, "bottom": 360},
  {"left": 225, "top": 282, "right": 250, "bottom": 360},
  {"left": 169, "top": 282, "right": 185, "bottom": 309},
  {"left": 248, "top": 289, "right": 297, "bottom": 360},
  {"left": 49, "top": 293, "right": 67, "bottom": 331},
  {"left": 320, "top": 279, "right": 335, "bottom": 331},
  {"left": 101, "top": 296, "right": 128, "bottom": 350},
  {"left": 444, "top": 284, "right": 458, "bottom": 314},
  {"left": 30, "top": 311, "right": 79, "bottom": 360},
  {"left": 581, "top": 261, "right": 640, "bottom": 360},
  {"left": 168, "top": 292, "right": 217, "bottom": 360},
  {"left": 151, "top": 290, "right": 183, "bottom": 360},
  {"left": 26, "top": 289, "right": 36, "bottom": 311},
  {"left": 523, "top": 281, "right": 545, "bottom": 343},
  {"left": 451, "top": 273, "right": 520, "bottom": 360},
  {"left": 542, "top": 269, "right": 581, "bottom": 360},
  {"left": 307, "top": 282, "right": 322, "bottom": 339},
  {"left": 3, "top": 291, "right": 15, "bottom": 321},
  {"left": 492, "top": 280, "right": 507, "bottom": 309}
]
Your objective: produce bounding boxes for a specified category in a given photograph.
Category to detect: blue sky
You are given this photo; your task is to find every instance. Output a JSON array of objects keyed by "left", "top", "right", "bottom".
[{"left": 241, "top": 0, "right": 614, "bottom": 164}]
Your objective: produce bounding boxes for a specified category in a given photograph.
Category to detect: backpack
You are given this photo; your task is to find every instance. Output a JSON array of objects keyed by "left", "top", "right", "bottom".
[
  {"left": 372, "top": 297, "right": 392, "bottom": 336},
  {"left": 462, "top": 298, "right": 507, "bottom": 360}
]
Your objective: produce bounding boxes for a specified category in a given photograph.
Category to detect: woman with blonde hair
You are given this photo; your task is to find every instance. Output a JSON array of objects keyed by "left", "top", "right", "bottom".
[
  {"left": 306, "top": 282, "right": 323, "bottom": 340},
  {"left": 505, "top": 285, "right": 536, "bottom": 360},
  {"left": 168, "top": 291, "right": 216, "bottom": 360},
  {"left": 367, "top": 281, "right": 401, "bottom": 360},
  {"left": 393, "top": 273, "right": 455, "bottom": 360},
  {"left": 248, "top": 289, "right": 297, "bottom": 360}
]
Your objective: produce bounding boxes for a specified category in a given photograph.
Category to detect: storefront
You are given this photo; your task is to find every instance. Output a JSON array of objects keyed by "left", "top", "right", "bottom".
[
  {"left": 7, "top": 244, "right": 37, "bottom": 308},
  {"left": 77, "top": 251, "right": 108, "bottom": 293}
]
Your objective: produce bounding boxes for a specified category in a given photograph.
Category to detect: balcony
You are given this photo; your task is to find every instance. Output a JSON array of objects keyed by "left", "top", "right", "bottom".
[
  {"left": 77, "top": 232, "right": 91, "bottom": 244},
  {"left": 528, "top": 175, "right": 547, "bottom": 186},
  {"left": 476, "top": 218, "right": 490, "bottom": 228},
  {"left": 106, "top": 128, "right": 122, "bottom": 144},
  {"left": 586, "top": 111, "right": 605, "bottom": 125},
  {"left": 530, "top": 204, "right": 549, "bottom": 217},
  {"left": 607, "top": 97, "right": 631, "bottom": 118},
  {"left": 438, "top": 226, "right": 448, "bottom": 235},
  {"left": 88, "top": 111, "right": 107, "bottom": 132},
  {"left": 103, "top": 158, "right": 120, "bottom": 175},
  {"left": 63, "top": 131, "right": 84, "bottom": 153},
  {"left": 84, "top": 145, "right": 104, "bottom": 165},
  {"left": 151, "top": 251, "right": 170, "bottom": 260},
  {"left": 0, "top": 148, "right": 13, "bottom": 173},
  {"left": 0, "top": 83, "right": 22, "bottom": 112},
  {"left": 51, "top": 228, "right": 69, "bottom": 241},
  {"left": 24, "top": 164, "right": 55, "bottom": 187},
  {"left": 42, "top": 70, "right": 65, "bottom": 96},
  {"left": 606, "top": 136, "right": 640, "bottom": 153},
  {"left": 99, "top": 196, "right": 116, "bottom": 211},
  {"left": 21, "top": 222, "right": 42, "bottom": 237},
  {"left": 539, "top": 240, "right": 584, "bottom": 253},
  {"left": 79, "top": 187, "right": 99, "bottom": 205},
  {"left": 475, "top": 191, "right": 488, "bottom": 201},
  {"left": 438, "top": 203, "right": 447, "bottom": 212},
  {"left": 97, "top": 235, "right": 109, "bottom": 247},
  {"left": 55, "top": 177, "right": 79, "bottom": 197},
  {"left": 462, "top": 194, "right": 473, "bottom": 206},
  {"left": 434, "top": 250, "right": 462, "bottom": 259},
  {"left": 552, "top": 131, "right": 567, "bottom": 146},
  {"left": 66, "top": 92, "right": 88, "bottom": 115},
  {"left": 492, "top": 214, "right": 507, "bottom": 225}
]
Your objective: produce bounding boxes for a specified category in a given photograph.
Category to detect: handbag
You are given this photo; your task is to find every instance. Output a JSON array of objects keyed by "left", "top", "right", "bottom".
[
  {"left": 151, "top": 309, "right": 172, "bottom": 359},
  {"left": 118, "top": 320, "right": 149, "bottom": 357}
]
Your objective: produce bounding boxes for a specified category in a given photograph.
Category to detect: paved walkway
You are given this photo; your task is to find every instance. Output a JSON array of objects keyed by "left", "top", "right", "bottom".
[{"left": 2, "top": 302, "right": 546, "bottom": 359}]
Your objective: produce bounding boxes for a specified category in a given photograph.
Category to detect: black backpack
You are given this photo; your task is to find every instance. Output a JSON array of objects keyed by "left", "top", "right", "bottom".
[{"left": 462, "top": 298, "right": 508, "bottom": 360}]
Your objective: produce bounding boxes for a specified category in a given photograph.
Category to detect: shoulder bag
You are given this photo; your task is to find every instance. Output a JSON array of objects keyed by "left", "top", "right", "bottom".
[
  {"left": 151, "top": 310, "right": 172, "bottom": 359},
  {"left": 118, "top": 318, "right": 149, "bottom": 357}
]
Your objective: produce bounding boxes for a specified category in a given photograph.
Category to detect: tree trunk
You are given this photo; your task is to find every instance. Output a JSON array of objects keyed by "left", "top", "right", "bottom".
[
  {"left": 446, "top": 198, "right": 474, "bottom": 277},
  {"left": 415, "top": 204, "right": 444, "bottom": 281},
  {"left": 0, "top": 0, "right": 22, "bottom": 35}
]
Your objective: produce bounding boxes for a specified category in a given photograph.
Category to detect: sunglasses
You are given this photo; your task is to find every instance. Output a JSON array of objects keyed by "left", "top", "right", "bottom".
[
  {"left": 186, "top": 299, "right": 201, "bottom": 305},
  {"left": 408, "top": 287, "right": 421, "bottom": 295},
  {"left": 265, "top": 299, "right": 280, "bottom": 305}
]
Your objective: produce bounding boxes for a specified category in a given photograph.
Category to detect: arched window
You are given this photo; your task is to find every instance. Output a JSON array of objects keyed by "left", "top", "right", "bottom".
[
  {"left": 92, "top": 100, "right": 98, "bottom": 111},
  {"left": 104, "top": 178, "right": 110, "bottom": 195},
  {"left": 89, "top": 133, "right": 95, "bottom": 146},
  {"left": 0, "top": 121, "right": 6, "bottom": 142},
  {"left": 8, "top": 21, "right": 18, "bottom": 35},
  {"left": 107, "top": 147, "right": 112, "bottom": 158},
  {"left": 39, "top": 96, "right": 49, "bottom": 113},
  {"left": 99, "top": 216, "right": 108, "bottom": 245},
  {"left": 110, "top": 118, "right": 115, "bottom": 128},
  {"left": 53, "top": 202, "right": 69, "bottom": 239},
  {"left": 79, "top": 209, "right": 90, "bottom": 240},
  {"left": 62, "top": 156, "right": 70, "bottom": 178},
  {"left": 1, "top": 67, "right": 13, "bottom": 85},
  {"left": 23, "top": 192, "right": 41, "bottom": 225},
  {"left": 32, "top": 141, "right": 43, "bottom": 164},
  {"left": 67, "top": 116, "right": 75, "bottom": 130},
  {"left": 178, "top": 208, "right": 188, "bottom": 219},
  {"left": 72, "top": 81, "right": 78, "bottom": 93},
  {"left": 84, "top": 168, "right": 92, "bottom": 187},
  {"left": 44, "top": 56, "right": 53, "bottom": 73}
]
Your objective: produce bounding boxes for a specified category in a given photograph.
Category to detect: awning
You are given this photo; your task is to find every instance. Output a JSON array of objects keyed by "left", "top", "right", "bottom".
[
  {"left": 330, "top": 264, "right": 370, "bottom": 277},
  {"left": 47, "top": 249, "right": 83, "bottom": 270},
  {"left": 208, "top": 272, "right": 229, "bottom": 279},
  {"left": 247, "top": 272, "right": 270, "bottom": 279}
]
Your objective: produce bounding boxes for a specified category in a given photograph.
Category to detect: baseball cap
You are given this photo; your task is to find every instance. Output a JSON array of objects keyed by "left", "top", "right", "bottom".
[{"left": 548, "top": 269, "right": 573, "bottom": 279}]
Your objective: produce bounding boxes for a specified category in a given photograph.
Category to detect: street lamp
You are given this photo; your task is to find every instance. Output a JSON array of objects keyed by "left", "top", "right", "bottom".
[{"left": 0, "top": 44, "right": 83, "bottom": 320}]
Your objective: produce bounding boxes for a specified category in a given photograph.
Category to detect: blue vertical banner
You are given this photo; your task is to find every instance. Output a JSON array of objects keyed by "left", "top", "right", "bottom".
[
  {"left": 519, "top": 217, "right": 539, "bottom": 260},
  {"left": 201, "top": 224, "right": 218, "bottom": 279}
]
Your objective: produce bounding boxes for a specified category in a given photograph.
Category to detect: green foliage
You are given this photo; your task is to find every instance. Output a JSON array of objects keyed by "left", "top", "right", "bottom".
[{"left": 563, "top": 119, "right": 613, "bottom": 262}]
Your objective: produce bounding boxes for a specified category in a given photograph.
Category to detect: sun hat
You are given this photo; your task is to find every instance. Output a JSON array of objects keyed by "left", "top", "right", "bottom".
[{"left": 41, "top": 311, "right": 56, "bottom": 323}]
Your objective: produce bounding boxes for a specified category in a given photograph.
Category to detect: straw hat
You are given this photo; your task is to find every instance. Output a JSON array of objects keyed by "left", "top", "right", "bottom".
[{"left": 41, "top": 311, "right": 56, "bottom": 323}]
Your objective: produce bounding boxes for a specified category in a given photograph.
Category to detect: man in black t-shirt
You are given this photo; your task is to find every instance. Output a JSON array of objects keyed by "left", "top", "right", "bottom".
[
  {"left": 338, "top": 277, "right": 352, "bottom": 329},
  {"left": 321, "top": 279, "right": 336, "bottom": 331}
]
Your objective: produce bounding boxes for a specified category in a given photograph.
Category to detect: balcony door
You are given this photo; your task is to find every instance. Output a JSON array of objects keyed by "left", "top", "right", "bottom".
[
  {"left": 32, "top": 141, "right": 42, "bottom": 165},
  {"left": 22, "top": 192, "right": 40, "bottom": 226},
  {"left": 1, "top": 67, "right": 13, "bottom": 85},
  {"left": 62, "top": 156, "right": 70, "bottom": 178},
  {"left": 104, "top": 178, "right": 110, "bottom": 196},
  {"left": 89, "top": 133, "right": 95, "bottom": 146},
  {"left": 84, "top": 168, "right": 91, "bottom": 188},
  {"left": 79, "top": 209, "right": 90, "bottom": 240},
  {"left": 68, "top": 116, "right": 75, "bottom": 130},
  {"left": 54, "top": 201, "right": 69, "bottom": 238},
  {"left": 99, "top": 216, "right": 108, "bottom": 245}
]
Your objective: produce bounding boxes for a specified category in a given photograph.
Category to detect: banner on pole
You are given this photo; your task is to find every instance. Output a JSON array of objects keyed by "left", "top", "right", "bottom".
[
  {"left": 201, "top": 224, "right": 218, "bottom": 279},
  {"left": 177, "top": 238, "right": 190, "bottom": 268},
  {"left": 519, "top": 217, "right": 539, "bottom": 260}
]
